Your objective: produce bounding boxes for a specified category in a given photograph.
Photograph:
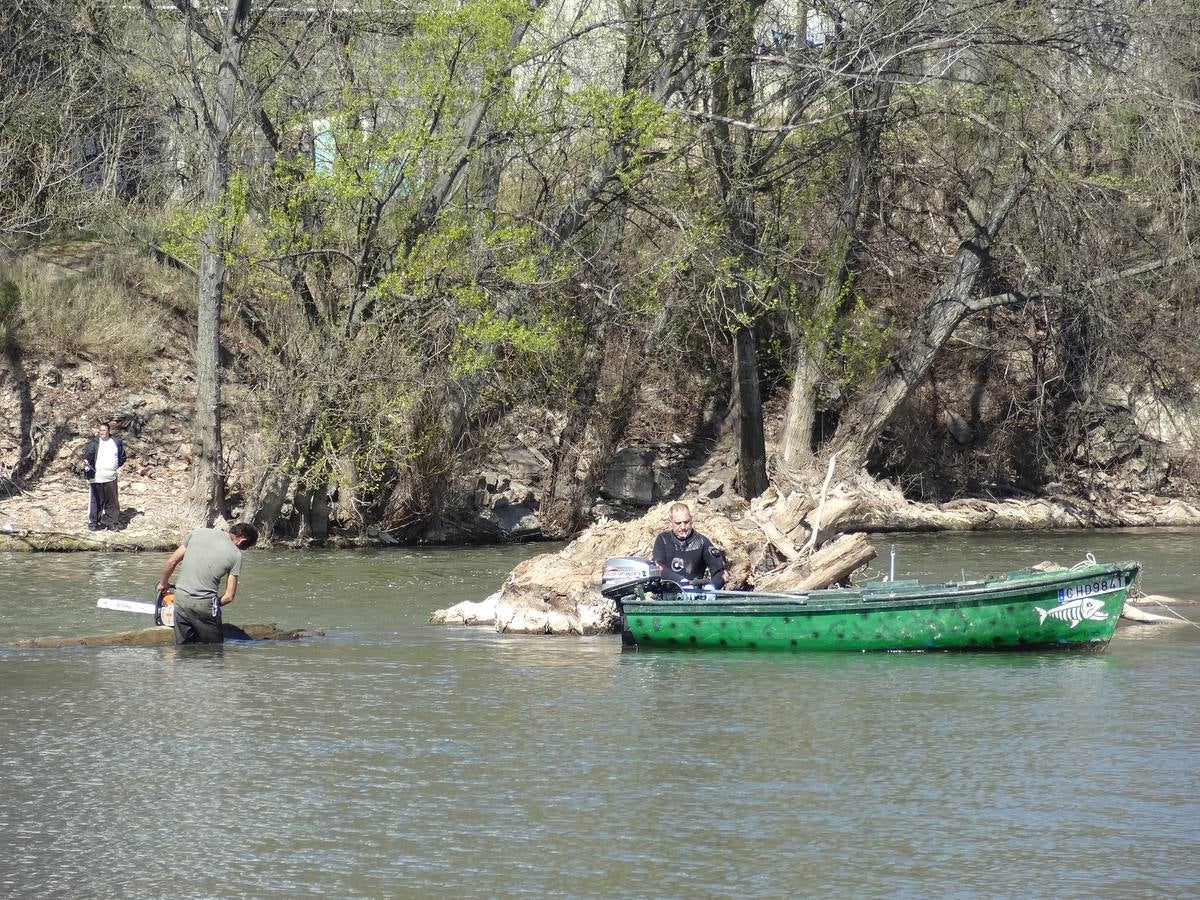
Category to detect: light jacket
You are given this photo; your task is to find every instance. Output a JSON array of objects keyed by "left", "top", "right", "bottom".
[{"left": 82, "top": 435, "right": 126, "bottom": 479}]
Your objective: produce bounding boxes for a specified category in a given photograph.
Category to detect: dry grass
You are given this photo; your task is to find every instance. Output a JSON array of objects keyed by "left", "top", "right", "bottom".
[{"left": 3, "top": 248, "right": 173, "bottom": 374}]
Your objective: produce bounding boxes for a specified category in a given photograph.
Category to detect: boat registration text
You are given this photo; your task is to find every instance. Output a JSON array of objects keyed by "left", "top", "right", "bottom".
[{"left": 1057, "top": 576, "right": 1123, "bottom": 602}]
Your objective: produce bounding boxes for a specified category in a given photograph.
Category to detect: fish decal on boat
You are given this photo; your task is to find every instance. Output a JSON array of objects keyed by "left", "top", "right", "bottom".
[{"left": 1035, "top": 596, "right": 1108, "bottom": 628}]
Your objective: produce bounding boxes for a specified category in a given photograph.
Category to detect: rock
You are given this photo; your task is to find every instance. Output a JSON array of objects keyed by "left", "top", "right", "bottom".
[
  {"left": 591, "top": 499, "right": 618, "bottom": 520},
  {"left": 477, "top": 470, "right": 510, "bottom": 493},
  {"left": 489, "top": 502, "right": 542, "bottom": 539},
  {"left": 654, "top": 467, "right": 684, "bottom": 500},
  {"left": 943, "top": 410, "right": 972, "bottom": 444},
  {"left": 499, "top": 446, "right": 545, "bottom": 478},
  {"left": 601, "top": 447, "right": 655, "bottom": 505},
  {"left": 697, "top": 477, "right": 725, "bottom": 499},
  {"left": 1079, "top": 419, "right": 1139, "bottom": 467}
]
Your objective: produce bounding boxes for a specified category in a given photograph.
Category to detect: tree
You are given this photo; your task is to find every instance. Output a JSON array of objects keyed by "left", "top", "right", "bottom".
[
  {"left": 135, "top": 0, "right": 324, "bottom": 524},
  {"left": 0, "top": 1, "right": 135, "bottom": 243}
]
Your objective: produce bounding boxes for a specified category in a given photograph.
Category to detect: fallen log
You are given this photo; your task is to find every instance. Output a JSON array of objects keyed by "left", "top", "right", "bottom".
[
  {"left": 1120, "top": 594, "right": 1199, "bottom": 625},
  {"left": 1119, "top": 604, "right": 1186, "bottom": 625},
  {"left": 753, "top": 532, "right": 877, "bottom": 592},
  {"left": 5, "top": 623, "right": 310, "bottom": 649}
]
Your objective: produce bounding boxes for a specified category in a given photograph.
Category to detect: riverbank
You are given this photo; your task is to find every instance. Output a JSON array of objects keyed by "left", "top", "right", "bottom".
[
  {"left": 5, "top": 468, "right": 1200, "bottom": 553},
  {"left": 5, "top": 246, "right": 1200, "bottom": 550}
]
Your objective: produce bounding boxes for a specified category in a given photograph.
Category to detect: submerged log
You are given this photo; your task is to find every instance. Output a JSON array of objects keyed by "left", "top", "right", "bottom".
[
  {"left": 5, "top": 623, "right": 309, "bottom": 649},
  {"left": 1121, "top": 594, "right": 1198, "bottom": 625},
  {"left": 1120, "top": 604, "right": 1184, "bottom": 625}
]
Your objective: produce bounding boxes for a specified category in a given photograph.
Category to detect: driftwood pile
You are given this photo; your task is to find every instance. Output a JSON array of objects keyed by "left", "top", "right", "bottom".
[{"left": 430, "top": 477, "right": 878, "bottom": 635}]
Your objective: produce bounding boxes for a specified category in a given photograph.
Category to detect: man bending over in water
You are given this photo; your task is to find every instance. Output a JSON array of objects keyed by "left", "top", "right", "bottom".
[{"left": 157, "top": 523, "right": 259, "bottom": 644}]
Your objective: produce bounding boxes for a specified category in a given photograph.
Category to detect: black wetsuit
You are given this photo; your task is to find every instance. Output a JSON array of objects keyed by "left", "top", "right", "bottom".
[{"left": 652, "top": 530, "right": 727, "bottom": 588}]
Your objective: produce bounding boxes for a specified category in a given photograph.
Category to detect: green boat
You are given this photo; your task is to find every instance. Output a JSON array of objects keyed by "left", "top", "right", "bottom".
[{"left": 600, "top": 556, "right": 1141, "bottom": 652}]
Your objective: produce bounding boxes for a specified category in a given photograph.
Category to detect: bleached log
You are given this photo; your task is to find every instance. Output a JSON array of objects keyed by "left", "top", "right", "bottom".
[
  {"left": 428, "top": 592, "right": 500, "bottom": 626},
  {"left": 754, "top": 532, "right": 877, "bottom": 592},
  {"left": 1121, "top": 594, "right": 1196, "bottom": 624},
  {"left": 802, "top": 453, "right": 839, "bottom": 553},
  {"left": 803, "top": 492, "right": 862, "bottom": 548},
  {"left": 749, "top": 509, "right": 803, "bottom": 561},
  {"left": 775, "top": 492, "right": 817, "bottom": 541},
  {"left": 1120, "top": 604, "right": 1184, "bottom": 625}
]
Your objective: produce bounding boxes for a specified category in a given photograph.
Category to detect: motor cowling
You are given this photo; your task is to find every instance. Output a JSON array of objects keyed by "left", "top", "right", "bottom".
[{"left": 600, "top": 557, "right": 658, "bottom": 589}]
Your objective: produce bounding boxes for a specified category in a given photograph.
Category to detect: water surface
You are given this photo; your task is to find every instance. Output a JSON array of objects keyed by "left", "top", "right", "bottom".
[{"left": 1, "top": 532, "right": 1198, "bottom": 897}]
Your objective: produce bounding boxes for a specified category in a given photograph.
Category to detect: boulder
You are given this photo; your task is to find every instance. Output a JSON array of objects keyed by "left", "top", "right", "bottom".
[
  {"left": 499, "top": 446, "right": 547, "bottom": 479},
  {"left": 601, "top": 447, "right": 656, "bottom": 505},
  {"left": 488, "top": 502, "right": 542, "bottom": 539},
  {"left": 943, "top": 410, "right": 972, "bottom": 445}
]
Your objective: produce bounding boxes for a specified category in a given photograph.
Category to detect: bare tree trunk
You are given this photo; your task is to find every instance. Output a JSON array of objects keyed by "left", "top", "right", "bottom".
[
  {"left": 731, "top": 324, "right": 768, "bottom": 495},
  {"left": 145, "top": 0, "right": 255, "bottom": 523},
  {"left": 192, "top": 210, "right": 229, "bottom": 523},
  {"left": 538, "top": 2, "right": 701, "bottom": 533},
  {"left": 243, "top": 435, "right": 297, "bottom": 541},
  {"left": 706, "top": 0, "right": 768, "bottom": 498},
  {"left": 778, "top": 76, "right": 895, "bottom": 477},
  {"left": 828, "top": 119, "right": 1072, "bottom": 470},
  {"left": 1, "top": 274, "right": 34, "bottom": 482}
]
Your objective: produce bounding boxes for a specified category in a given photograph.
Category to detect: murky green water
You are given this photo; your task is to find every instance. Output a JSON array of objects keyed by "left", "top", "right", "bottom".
[{"left": 2, "top": 531, "right": 1198, "bottom": 897}]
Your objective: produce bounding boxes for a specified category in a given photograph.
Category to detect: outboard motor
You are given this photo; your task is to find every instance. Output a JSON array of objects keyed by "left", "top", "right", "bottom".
[{"left": 601, "top": 557, "right": 657, "bottom": 589}]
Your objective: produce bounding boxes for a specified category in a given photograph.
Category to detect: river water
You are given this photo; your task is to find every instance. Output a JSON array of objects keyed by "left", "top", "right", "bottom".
[{"left": 2, "top": 530, "right": 1198, "bottom": 898}]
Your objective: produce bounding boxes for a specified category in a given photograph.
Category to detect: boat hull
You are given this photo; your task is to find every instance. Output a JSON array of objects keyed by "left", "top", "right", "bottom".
[{"left": 615, "top": 561, "right": 1140, "bottom": 652}]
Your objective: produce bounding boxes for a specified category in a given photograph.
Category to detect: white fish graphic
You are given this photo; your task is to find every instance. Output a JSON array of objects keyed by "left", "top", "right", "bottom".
[{"left": 1035, "top": 596, "right": 1108, "bottom": 628}]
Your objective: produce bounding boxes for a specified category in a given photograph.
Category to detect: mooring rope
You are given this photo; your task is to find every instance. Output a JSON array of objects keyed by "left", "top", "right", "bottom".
[
  {"left": 1072, "top": 552, "right": 1199, "bottom": 630},
  {"left": 1127, "top": 585, "right": 1200, "bottom": 631},
  {"left": 1070, "top": 552, "right": 1098, "bottom": 570}
]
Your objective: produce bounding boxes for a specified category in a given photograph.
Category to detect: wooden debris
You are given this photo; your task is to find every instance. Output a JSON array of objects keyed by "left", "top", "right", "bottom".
[
  {"left": 753, "top": 532, "right": 876, "bottom": 592},
  {"left": 431, "top": 490, "right": 878, "bottom": 636},
  {"left": 1119, "top": 604, "right": 1185, "bottom": 625},
  {"left": 5, "top": 623, "right": 310, "bottom": 649}
]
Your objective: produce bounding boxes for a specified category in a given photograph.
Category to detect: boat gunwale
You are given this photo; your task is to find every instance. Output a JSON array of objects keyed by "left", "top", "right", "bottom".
[{"left": 616, "top": 561, "right": 1141, "bottom": 613}]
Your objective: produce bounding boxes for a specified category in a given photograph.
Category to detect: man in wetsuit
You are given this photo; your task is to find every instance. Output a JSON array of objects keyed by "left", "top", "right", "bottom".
[
  {"left": 156, "top": 523, "right": 259, "bottom": 644},
  {"left": 652, "top": 502, "right": 727, "bottom": 589}
]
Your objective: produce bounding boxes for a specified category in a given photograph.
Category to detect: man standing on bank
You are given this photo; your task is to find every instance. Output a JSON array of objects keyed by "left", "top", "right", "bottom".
[
  {"left": 652, "top": 501, "right": 728, "bottom": 589},
  {"left": 157, "top": 523, "right": 259, "bottom": 644},
  {"left": 83, "top": 421, "right": 126, "bottom": 531}
]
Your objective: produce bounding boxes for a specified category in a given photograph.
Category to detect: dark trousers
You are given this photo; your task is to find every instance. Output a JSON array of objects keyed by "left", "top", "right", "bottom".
[
  {"left": 88, "top": 480, "right": 120, "bottom": 528},
  {"left": 173, "top": 602, "right": 224, "bottom": 644}
]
